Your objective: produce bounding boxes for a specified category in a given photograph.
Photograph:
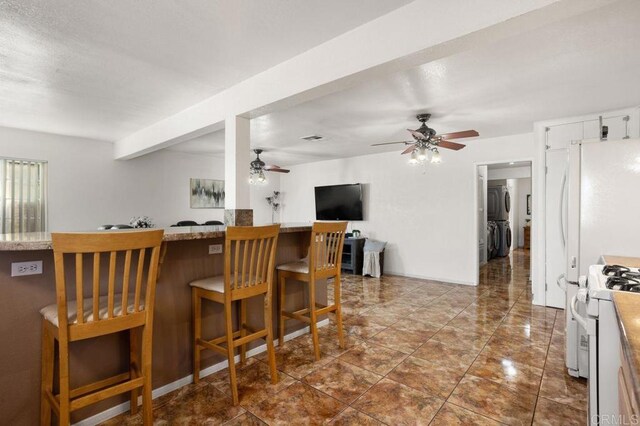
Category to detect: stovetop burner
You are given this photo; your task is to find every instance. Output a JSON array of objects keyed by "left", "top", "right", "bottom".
[
  {"left": 622, "top": 271, "right": 640, "bottom": 280},
  {"left": 606, "top": 275, "right": 640, "bottom": 291},
  {"left": 603, "top": 265, "right": 631, "bottom": 277}
]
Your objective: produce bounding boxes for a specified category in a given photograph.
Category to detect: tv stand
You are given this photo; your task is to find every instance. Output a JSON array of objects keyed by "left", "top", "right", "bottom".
[{"left": 342, "top": 237, "right": 365, "bottom": 274}]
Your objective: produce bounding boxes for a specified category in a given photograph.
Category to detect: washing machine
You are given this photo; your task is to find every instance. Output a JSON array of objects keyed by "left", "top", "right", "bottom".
[
  {"left": 486, "top": 221, "right": 499, "bottom": 260},
  {"left": 495, "top": 220, "right": 512, "bottom": 257},
  {"left": 487, "top": 186, "right": 510, "bottom": 221}
]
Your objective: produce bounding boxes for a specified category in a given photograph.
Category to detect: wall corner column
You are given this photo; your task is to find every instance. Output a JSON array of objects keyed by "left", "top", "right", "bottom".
[{"left": 224, "top": 116, "right": 253, "bottom": 226}]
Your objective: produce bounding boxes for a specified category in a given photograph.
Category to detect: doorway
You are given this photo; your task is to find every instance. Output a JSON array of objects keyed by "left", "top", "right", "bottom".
[{"left": 476, "top": 161, "right": 533, "bottom": 278}]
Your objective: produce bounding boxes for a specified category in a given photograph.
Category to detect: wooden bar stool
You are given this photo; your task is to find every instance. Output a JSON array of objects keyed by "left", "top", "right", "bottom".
[
  {"left": 190, "top": 224, "right": 280, "bottom": 405},
  {"left": 277, "top": 221, "right": 347, "bottom": 361},
  {"left": 40, "top": 230, "right": 164, "bottom": 425}
]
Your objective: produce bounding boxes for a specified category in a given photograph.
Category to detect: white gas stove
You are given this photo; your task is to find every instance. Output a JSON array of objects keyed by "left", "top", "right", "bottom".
[{"left": 571, "top": 264, "right": 640, "bottom": 425}]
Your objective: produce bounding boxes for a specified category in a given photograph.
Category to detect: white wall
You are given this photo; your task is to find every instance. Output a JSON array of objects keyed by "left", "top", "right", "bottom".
[
  {"left": 518, "top": 178, "right": 532, "bottom": 247},
  {"left": 280, "top": 132, "right": 535, "bottom": 285},
  {"left": 488, "top": 165, "right": 531, "bottom": 180},
  {"left": 250, "top": 174, "right": 281, "bottom": 225},
  {"left": 0, "top": 126, "right": 273, "bottom": 231},
  {"left": 477, "top": 165, "right": 488, "bottom": 266},
  {"left": 506, "top": 178, "right": 518, "bottom": 251}
]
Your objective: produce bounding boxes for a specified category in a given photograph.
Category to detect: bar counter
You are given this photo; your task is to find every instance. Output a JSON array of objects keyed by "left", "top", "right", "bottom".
[{"left": 0, "top": 223, "right": 319, "bottom": 425}]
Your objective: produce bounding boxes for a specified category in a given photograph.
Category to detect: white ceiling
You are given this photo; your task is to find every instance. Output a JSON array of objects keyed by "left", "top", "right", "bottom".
[
  {"left": 0, "top": 0, "right": 413, "bottom": 141},
  {"left": 170, "top": 0, "right": 640, "bottom": 166}
]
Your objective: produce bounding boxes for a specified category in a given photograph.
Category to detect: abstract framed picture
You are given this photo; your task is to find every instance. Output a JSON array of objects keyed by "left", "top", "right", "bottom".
[
  {"left": 526, "top": 194, "right": 531, "bottom": 215},
  {"left": 190, "top": 178, "right": 225, "bottom": 209}
]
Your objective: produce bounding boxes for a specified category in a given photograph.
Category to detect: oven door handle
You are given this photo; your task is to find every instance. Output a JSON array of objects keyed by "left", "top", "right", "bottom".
[{"left": 570, "top": 294, "right": 588, "bottom": 330}]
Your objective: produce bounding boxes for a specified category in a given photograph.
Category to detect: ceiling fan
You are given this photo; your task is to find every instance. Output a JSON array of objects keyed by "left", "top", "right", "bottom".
[
  {"left": 249, "top": 149, "right": 289, "bottom": 184},
  {"left": 371, "top": 114, "right": 479, "bottom": 164}
]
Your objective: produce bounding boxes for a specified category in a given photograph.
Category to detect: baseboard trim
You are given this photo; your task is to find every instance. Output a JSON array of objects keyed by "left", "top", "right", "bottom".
[
  {"left": 383, "top": 270, "right": 477, "bottom": 286},
  {"left": 74, "top": 319, "right": 329, "bottom": 426}
]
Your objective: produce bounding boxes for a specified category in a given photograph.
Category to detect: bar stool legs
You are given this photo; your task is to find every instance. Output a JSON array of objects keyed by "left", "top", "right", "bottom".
[
  {"left": 265, "top": 289, "right": 278, "bottom": 383},
  {"left": 334, "top": 274, "right": 345, "bottom": 349},
  {"left": 129, "top": 328, "right": 140, "bottom": 415},
  {"left": 308, "top": 278, "right": 321, "bottom": 361}
]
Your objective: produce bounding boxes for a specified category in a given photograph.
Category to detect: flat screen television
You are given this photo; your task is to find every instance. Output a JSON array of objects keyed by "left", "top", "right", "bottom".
[{"left": 315, "top": 183, "right": 363, "bottom": 221}]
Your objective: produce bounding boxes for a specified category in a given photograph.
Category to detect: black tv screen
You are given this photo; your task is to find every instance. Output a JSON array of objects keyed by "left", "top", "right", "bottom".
[{"left": 315, "top": 183, "right": 363, "bottom": 221}]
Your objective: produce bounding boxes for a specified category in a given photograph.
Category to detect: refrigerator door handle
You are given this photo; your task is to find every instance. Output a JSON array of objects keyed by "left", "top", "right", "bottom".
[{"left": 559, "top": 169, "right": 567, "bottom": 249}]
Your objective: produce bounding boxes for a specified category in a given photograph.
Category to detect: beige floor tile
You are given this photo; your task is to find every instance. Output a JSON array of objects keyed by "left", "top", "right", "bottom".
[
  {"left": 365, "top": 327, "right": 431, "bottom": 354},
  {"left": 412, "top": 339, "right": 479, "bottom": 370},
  {"left": 303, "top": 359, "right": 382, "bottom": 404},
  {"left": 352, "top": 378, "right": 444, "bottom": 425},
  {"left": 449, "top": 375, "right": 537, "bottom": 425},
  {"left": 256, "top": 339, "right": 334, "bottom": 379},
  {"left": 248, "top": 381, "right": 345, "bottom": 425},
  {"left": 328, "top": 407, "right": 383, "bottom": 425},
  {"left": 338, "top": 341, "right": 408, "bottom": 375},
  {"left": 539, "top": 369, "right": 588, "bottom": 410},
  {"left": 480, "top": 336, "right": 548, "bottom": 370},
  {"left": 222, "top": 412, "right": 267, "bottom": 426},
  {"left": 431, "top": 325, "right": 492, "bottom": 351},
  {"left": 431, "top": 403, "right": 502, "bottom": 425},
  {"left": 205, "top": 358, "right": 297, "bottom": 406},
  {"left": 533, "top": 397, "right": 588, "bottom": 425},
  {"left": 387, "top": 355, "right": 464, "bottom": 398},
  {"left": 468, "top": 353, "right": 544, "bottom": 394}
]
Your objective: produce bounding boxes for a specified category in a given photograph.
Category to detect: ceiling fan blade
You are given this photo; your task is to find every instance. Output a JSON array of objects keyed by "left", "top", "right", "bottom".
[
  {"left": 407, "top": 129, "right": 426, "bottom": 140},
  {"left": 264, "top": 165, "right": 290, "bottom": 173},
  {"left": 437, "top": 140, "right": 466, "bottom": 151},
  {"left": 371, "top": 141, "right": 413, "bottom": 146},
  {"left": 401, "top": 144, "right": 417, "bottom": 155},
  {"left": 436, "top": 130, "right": 479, "bottom": 139}
]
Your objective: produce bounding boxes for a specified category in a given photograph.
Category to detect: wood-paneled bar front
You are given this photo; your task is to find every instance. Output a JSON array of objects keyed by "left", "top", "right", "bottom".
[{"left": 0, "top": 224, "right": 318, "bottom": 425}]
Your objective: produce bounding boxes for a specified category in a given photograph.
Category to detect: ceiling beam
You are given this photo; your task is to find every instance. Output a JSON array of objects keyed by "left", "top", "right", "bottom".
[{"left": 114, "top": 0, "right": 616, "bottom": 160}]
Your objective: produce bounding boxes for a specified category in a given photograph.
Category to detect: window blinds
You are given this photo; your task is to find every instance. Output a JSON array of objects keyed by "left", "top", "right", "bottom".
[{"left": 0, "top": 159, "right": 47, "bottom": 234}]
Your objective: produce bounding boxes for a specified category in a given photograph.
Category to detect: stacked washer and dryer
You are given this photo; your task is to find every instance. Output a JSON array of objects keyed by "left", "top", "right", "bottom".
[{"left": 487, "top": 185, "right": 512, "bottom": 259}]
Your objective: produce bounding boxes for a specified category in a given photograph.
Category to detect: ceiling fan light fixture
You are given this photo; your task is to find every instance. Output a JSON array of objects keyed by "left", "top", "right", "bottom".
[
  {"left": 409, "top": 150, "right": 419, "bottom": 165},
  {"left": 258, "top": 170, "right": 267, "bottom": 183},
  {"left": 431, "top": 150, "right": 441, "bottom": 164},
  {"left": 417, "top": 146, "right": 428, "bottom": 162}
]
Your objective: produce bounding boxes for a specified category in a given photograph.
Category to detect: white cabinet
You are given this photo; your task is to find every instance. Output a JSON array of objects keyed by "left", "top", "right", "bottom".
[
  {"left": 545, "top": 122, "right": 583, "bottom": 150},
  {"left": 584, "top": 113, "right": 635, "bottom": 141}
]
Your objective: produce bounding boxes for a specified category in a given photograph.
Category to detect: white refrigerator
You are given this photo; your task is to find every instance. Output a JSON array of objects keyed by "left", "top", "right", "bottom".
[
  {"left": 566, "top": 138, "right": 640, "bottom": 283},
  {"left": 564, "top": 138, "right": 640, "bottom": 379}
]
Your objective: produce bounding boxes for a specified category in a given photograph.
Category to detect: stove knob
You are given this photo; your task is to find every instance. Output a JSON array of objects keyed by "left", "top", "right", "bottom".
[
  {"left": 577, "top": 288, "right": 589, "bottom": 304},
  {"left": 578, "top": 276, "right": 588, "bottom": 288}
]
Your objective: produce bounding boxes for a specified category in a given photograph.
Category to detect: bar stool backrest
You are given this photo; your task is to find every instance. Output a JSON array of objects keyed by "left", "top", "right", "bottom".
[
  {"left": 224, "top": 225, "right": 281, "bottom": 300},
  {"left": 310, "top": 222, "right": 348, "bottom": 278},
  {"left": 51, "top": 230, "right": 164, "bottom": 340}
]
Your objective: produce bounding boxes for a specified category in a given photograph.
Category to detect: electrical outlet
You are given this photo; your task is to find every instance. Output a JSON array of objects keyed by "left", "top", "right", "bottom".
[
  {"left": 11, "top": 260, "right": 43, "bottom": 277},
  {"left": 208, "top": 244, "right": 223, "bottom": 255}
]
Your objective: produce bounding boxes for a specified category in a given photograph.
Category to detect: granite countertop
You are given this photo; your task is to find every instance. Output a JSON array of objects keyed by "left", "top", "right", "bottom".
[
  {"left": 0, "top": 223, "right": 312, "bottom": 251},
  {"left": 613, "top": 291, "right": 640, "bottom": 402},
  {"left": 602, "top": 255, "right": 640, "bottom": 268}
]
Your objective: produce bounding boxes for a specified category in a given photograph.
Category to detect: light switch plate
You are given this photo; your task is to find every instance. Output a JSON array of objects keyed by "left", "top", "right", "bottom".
[
  {"left": 209, "top": 244, "right": 223, "bottom": 255},
  {"left": 11, "top": 260, "right": 43, "bottom": 277}
]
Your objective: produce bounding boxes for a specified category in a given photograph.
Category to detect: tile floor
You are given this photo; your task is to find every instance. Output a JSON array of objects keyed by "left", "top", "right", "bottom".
[{"left": 103, "top": 249, "right": 587, "bottom": 425}]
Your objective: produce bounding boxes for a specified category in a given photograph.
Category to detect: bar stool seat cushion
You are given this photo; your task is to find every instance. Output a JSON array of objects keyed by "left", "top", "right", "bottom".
[
  {"left": 189, "top": 275, "right": 225, "bottom": 293},
  {"left": 276, "top": 260, "right": 309, "bottom": 274},
  {"left": 40, "top": 294, "right": 143, "bottom": 327}
]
